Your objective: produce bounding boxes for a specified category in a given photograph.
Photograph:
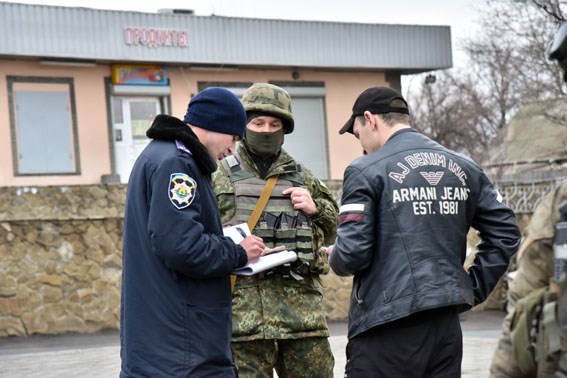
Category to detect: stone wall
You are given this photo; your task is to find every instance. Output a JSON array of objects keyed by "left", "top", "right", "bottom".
[
  {"left": 321, "top": 272, "right": 353, "bottom": 321},
  {"left": 0, "top": 185, "right": 126, "bottom": 337},
  {"left": 0, "top": 181, "right": 535, "bottom": 337},
  {"left": 0, "top": 184, "right": 353, "bottom": 337}
]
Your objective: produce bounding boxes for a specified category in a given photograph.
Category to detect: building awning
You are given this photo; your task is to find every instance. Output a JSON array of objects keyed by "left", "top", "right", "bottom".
[{"left": 0, "top": 2, "right": 452, "bottom": 73}]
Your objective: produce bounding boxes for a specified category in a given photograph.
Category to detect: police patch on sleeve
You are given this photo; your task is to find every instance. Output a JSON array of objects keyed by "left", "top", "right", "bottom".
[{"left": 169, "top": 173, "right": 197, "bottom": 210}]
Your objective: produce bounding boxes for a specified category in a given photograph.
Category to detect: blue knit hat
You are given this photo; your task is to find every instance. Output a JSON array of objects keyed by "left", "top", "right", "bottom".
[{"left": 183, "top": 87, "right": 247, "bottom": 139}]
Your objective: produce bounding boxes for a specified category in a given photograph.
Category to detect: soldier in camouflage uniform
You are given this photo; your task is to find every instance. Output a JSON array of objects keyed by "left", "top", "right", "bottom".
[
  {"left": 490, "top": 180, "right": 567, "bottom": 378},
  {"left": 212, "top": 83, "right": 339, "bottom": 377}
]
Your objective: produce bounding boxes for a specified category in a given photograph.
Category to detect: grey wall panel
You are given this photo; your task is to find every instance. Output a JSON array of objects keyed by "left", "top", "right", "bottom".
[
  {"left": 15, "top": 90, "right": 74, "bottom": 174},
  {"left": 0, "top": 2, "right": 452, "bottom": 71}
]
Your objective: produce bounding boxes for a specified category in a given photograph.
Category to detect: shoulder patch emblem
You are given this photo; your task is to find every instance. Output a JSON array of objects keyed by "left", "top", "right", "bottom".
[{"left": 169, "top": 173, "right": 197, "bottom": 209}]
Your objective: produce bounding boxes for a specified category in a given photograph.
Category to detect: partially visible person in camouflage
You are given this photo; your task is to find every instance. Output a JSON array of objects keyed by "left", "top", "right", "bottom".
[
  {"left": 490, "top": 180, "right": 567, "bottom": 378},
  {"left": 212, "top": 83, "right": 339, "bottom": 377},
  {"left": 490, "top": 22, "right": 567, "bottom": 378}
]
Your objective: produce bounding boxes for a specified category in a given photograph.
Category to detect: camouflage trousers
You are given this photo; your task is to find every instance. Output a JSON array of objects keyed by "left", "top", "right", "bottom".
[
  {"left": 490, "top": 238, "right": 555, "bottom": 378},
  {"left": 232, "top": 337, "right": 334, "bottom": 378}
]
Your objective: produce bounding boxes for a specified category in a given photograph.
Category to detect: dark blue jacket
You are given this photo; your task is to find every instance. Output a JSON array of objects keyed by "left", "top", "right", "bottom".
[
  {"left": 120, "top": 115, "right": 247, "bottom": 377},
  {"left": 330, "top": 128, "right": 521, "bottom": 339}
]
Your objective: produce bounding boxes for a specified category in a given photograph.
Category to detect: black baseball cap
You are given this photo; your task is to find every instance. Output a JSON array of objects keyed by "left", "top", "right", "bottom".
[{"left": 339, "top": 87, "right": 409, "bottom": 135}]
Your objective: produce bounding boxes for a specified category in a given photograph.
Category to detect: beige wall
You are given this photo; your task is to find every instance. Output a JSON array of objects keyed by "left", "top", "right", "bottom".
[
  {"left": 167, "top": 67, "right": 390, "bottom": 180},
  {"left": 324, "top": 73, "right": 390, "bottom": 179},
  {"left": 0, "top": 61, "right": 391, "bottom": 186},
  {"left": 0, "top": 61, "right": 112, "bottom": 187}
]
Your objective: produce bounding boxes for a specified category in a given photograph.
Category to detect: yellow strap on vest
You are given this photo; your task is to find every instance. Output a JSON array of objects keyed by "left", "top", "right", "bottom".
[
  {"left": 230, "top": 175, "right": 279, "bottom": 292},
  {"left": 247, "top": 175, "right": 279, "bottom": 231}
]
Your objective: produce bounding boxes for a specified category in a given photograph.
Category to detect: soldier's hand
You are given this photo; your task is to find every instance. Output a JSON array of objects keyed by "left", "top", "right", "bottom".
[
  {"left": 282, "top": 187, "right": 317, "bottom": 215},
  {"left": 325, "top": 245, "right": 334, "bottom": 256},
  {"left": 240, "top": 235, "right": 264, "bottom": 262}
]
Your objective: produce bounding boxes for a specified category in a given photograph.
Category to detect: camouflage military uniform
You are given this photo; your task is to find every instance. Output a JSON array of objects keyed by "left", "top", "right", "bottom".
[
  {"left": 490, "top": 180, "right": 567, "bottom": 378},
  {"left": 213, "top": 142, "right": 338, "bottom": 377}
]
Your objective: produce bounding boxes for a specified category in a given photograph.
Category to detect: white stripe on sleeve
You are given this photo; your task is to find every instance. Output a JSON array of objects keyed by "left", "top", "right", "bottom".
[{"left": 339, "top": 203, "right": 365, "bottom": 214}]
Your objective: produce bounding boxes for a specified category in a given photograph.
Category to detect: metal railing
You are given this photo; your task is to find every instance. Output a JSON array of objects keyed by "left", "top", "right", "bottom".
[{"left": 492, "top": 170, "right": 567, "bottom": 214}]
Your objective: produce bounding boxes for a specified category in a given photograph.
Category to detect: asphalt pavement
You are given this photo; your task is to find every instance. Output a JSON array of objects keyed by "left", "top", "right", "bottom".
[{"left": 0, "top": 309, "right": 505, "bottom": 378}]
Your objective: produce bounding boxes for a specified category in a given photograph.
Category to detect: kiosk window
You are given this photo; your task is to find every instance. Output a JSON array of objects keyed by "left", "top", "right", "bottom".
[{"left": 9, "top": 77, "right": 79, "bottom": 175}]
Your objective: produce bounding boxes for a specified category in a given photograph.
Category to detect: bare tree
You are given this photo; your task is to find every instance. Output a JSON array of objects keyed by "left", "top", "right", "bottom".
[
  {"left": 409, "top": 71, "right": 495, "bottom": 162},
  {"left": 530, "top": 0, "right": 564, "bottom": 20},
  {"left": 408, "top": 0, "right": 567, "bottom": 163}
]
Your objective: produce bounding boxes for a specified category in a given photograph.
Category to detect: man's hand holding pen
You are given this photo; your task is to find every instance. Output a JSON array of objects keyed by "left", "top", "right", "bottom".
[{"left": 240, "top": 235, "right": 265, "bottom": 262}]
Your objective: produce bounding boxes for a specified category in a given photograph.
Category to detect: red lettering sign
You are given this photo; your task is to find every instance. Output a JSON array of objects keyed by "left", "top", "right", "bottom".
[{"left": 123, "top": 27, "right": 189, "bottom": 48}]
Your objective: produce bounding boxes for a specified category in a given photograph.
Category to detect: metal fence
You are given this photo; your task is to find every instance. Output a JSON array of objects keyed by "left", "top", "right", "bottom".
[
  {"left": 496, "top": 181, "right": 556, "bottom": 213},
  {"left": 492, "top": 169, "right": 567, "bottom": 214}
]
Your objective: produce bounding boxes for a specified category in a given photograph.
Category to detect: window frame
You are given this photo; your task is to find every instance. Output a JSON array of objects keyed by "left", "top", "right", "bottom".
[
  {"left": 198, "top": 81, "right": 330, "bottom": 179},
  {"left": 7, "top": 76, "right": 81, "bottom": 176}
]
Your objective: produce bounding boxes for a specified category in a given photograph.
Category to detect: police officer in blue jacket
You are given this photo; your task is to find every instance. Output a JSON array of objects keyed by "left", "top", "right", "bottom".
[{"left": 120, "top": 87, "right": 265, "bottom": 377}]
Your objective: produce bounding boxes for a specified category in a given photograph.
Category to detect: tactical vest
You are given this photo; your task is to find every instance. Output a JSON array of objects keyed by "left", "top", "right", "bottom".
[{"left": 220, "top": 153, "right": 321, "bottom": 278}]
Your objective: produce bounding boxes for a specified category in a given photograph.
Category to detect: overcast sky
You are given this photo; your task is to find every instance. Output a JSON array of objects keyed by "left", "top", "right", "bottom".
[{"left": 11, "top": 0, "right": 484, "bottom": 91}]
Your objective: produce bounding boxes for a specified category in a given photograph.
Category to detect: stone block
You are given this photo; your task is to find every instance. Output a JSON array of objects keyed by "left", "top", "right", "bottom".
[
  {"left": 0, "top": 298, "right": 11, "bottom": 315},
  {"left": 101, "top": 267, "right": 122, "bottom": 283},
  {"left": 0, "top": 277, "right": 17, "bottom": 297},
  {"left": 0, "top": 316, "right": 26, "bottom": 337},
  {"left": 21, "top": 309, "right": 49, "bottom": 335},
  {"left": 38, "top": 274, "right": 62, "bottom": 287},
  {"left": 41, "top": 286, "right": 63, "bottom": 303},
  {"left": 77, "top": 288, "right": 95, "bottom": 304},
  {"left": 57, "top": 240, "right": 74, "bottom": 261},
  {"left": 45, "top": 313, "right": 86, "bottom": 335},
  {"left": 16, "top": 259, "right": 36, "bottom": 277},
  {"left": 9, "top": 296, "right": 32, "bottom": 317}
]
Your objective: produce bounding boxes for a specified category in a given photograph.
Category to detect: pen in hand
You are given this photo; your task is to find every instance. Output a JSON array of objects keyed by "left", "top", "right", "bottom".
[
  {"left": 236, "top": 227, "right": 248, "bottom": 239},
  {"left": 261, "top": 245, "right": 287, "bottom": 256}
]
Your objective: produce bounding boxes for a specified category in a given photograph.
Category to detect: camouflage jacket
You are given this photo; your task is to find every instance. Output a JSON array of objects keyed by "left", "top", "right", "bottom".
[
  {"left": 491, "top": 180, "right": 567, "bottom": 378},
  {"left": 212, "top": 143, "right": 339, "bottom": 340}
]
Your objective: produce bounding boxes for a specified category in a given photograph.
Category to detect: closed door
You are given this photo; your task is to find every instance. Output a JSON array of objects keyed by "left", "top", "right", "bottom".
[{"left": 112, "top": 97, "right": 161, "bottom": 183}]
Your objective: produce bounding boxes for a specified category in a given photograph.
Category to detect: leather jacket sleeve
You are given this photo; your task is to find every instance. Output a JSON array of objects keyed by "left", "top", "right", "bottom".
[
  {"left": 469, "top": 173, "right": 521, "bottom": 305},
  {"left": 330, "top": 165, "right": 377, "bottom": 276}
]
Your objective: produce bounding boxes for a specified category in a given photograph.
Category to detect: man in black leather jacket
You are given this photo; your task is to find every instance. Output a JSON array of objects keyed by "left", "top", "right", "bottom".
[{"left": 327, "top": 87, "right": 521, "bottom": 377}]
